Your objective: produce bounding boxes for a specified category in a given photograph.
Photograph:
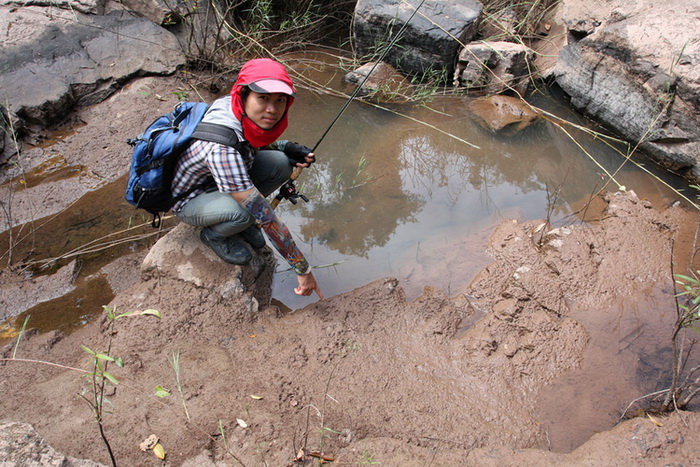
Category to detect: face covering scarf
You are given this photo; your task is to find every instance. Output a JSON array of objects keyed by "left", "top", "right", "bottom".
[{"left": 230, "top": 58, "right": 296, "bottom": 148}]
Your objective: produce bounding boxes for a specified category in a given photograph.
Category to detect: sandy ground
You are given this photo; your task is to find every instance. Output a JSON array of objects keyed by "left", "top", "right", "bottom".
[{"left": 1, "top": 75, "right": 700, "bottom": 465}]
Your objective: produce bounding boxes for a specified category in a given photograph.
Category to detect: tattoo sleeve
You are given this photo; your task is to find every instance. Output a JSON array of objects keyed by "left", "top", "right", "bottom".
[{"left": 239, "top": 189, "right": 310, "bottom": 275}]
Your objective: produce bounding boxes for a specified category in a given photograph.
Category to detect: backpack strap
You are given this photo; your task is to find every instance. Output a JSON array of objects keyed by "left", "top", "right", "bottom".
[
  {"left": 191, "top": 122, "right": 251, "bottom": 156},
  {"left": 170, "top": 122, "right": 252, "bottom": 217}
]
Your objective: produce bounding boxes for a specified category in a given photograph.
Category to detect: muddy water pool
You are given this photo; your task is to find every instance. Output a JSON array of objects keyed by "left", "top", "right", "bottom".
[
  {"left": 275, "top": 86, "right": 689, "bottom": 309},
  {"left": 1, "top": 68, "right": 696, "bottom": 452}
]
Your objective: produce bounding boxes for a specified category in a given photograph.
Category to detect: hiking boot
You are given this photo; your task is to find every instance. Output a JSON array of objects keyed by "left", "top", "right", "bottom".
[
  {"left": 200, "top": 228, "right": 252, "bottom": 265},
  {"left": 240, "top": 224, "right": 265, "bottom": 249}
]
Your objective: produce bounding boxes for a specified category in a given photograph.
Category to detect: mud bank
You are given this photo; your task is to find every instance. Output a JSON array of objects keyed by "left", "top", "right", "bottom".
[{"left": 2, "top": 190, "right": 699, "bottom": 465}]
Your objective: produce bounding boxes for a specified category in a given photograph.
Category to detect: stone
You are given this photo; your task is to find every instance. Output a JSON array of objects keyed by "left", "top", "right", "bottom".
[
  {"left": 553, "top": 0, "right": 700, "bottom": 182},
  {"left": 141, "top": 223, "right": 274, "bottom": 303},
  {"left": 343, "top": 61, "right": 414, "bottom": 101},
  {"left": 0, "top": 261, "right": 78, "bottom": 323},
  {"left": 454, "top": 41, "right": 535, "bottom": 95},
  {"left": 0, "top": 0, "right": 105, "bottom": 14},
  {"left": 467, "top": 95, "right": 540, "bottom": 135},
  {"left": 0, "top": 422, "right": 106, "bottom": 466},
  {"left": 0, "top": 6, "right": 186, "bottom": 130},
  {"left": 353, "top": 0, "right": 483, "bottom": 78}
]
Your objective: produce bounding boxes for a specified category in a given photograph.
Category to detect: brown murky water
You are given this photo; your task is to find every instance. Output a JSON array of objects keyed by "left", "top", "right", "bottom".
[{"left": 0, "top": 64, "right": 695, "bottom": 452}]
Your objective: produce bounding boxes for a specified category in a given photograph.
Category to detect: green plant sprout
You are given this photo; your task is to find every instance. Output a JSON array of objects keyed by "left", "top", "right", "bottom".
[
  {"left": 78, "top": 305, "right": 162, "bottom": 467},
  {"left": 12, "top": 314, "right": 30, "bottom": 359},
  {"left": 168, "top": 349, "right": 191, "bottom": 421},
  {"left": 660, "top": 271, "right": 700, "bottom": 410}
]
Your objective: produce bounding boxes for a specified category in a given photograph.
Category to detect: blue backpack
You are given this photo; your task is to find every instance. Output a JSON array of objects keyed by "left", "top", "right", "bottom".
[{"left": 125, "top": 101, "right": 243, "bottom": 227}]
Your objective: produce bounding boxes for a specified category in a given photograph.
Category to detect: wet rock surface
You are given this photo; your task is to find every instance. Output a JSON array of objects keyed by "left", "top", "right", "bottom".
[
  {"left": 467, "top": 94, "right": 541, "bottom": 135},
  {"left": 0, "top": 5, "right": 185, "bottom": 139},
  {"left": 554, "top": 0, "right": 700, "bottom": 181}
]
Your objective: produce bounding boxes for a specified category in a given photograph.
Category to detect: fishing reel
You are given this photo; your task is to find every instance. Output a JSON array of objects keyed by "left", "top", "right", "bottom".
[{"left": 274, "top": 179, "right": 309, "bottom": 205}]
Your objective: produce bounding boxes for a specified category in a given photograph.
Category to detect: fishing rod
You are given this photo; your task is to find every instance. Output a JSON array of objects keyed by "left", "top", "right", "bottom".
[{"left": 271, "top": 0, "right": 428, "bottom": 209}]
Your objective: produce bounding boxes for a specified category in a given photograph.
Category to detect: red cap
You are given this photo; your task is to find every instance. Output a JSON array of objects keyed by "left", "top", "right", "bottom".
[{"left": 247, "top": 79, "right": 295, "bottom": 96}]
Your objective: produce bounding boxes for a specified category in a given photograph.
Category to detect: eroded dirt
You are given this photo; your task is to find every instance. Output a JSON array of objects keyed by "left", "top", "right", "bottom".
[{"left": 1, "top": 75, "right": 700, "bottom": 465}]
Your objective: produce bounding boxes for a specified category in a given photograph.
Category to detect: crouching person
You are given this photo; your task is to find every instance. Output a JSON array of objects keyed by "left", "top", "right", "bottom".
[{"left": 171, "top": 58, "right": 323, "bottom": 299}]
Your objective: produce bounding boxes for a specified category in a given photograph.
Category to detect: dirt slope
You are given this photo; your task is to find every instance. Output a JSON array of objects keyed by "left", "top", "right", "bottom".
[{"left": 2, "top": 190, "right": 700, "bottom": 466}]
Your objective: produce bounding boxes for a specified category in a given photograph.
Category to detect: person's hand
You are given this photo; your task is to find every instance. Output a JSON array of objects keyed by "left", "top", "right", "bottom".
[
  {"left": 284, "top": 141, "right": 316, "bottom": 168},
  {"left": 293, "top": 151, "right": 315, "bottom": 168},
  {"left": 294, "top": 271, "right": 324, "bottom": 299}
]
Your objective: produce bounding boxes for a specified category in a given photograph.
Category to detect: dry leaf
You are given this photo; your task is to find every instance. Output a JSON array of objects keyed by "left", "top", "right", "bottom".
[
  {"left": 153, "top": 442, "right": 166, "bottom": 459},
  {"left": 647, "top": 413, "right": 664, "bottom": 427},
  {"left": 139, "top": 434, "right": 158, "bottom": 451},
  {"left": 250, "top": 395, "right": 263, "bottom": 400},
  {"left": 236, "top": 418, "right": 248, "bottom": 428},
  {"left": 309, "top": 451, "right": 335, "bottom": 462}
]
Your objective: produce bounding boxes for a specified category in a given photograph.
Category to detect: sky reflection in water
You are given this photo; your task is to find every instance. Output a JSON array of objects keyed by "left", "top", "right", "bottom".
[{"left": 271, "top": 86, "right": 686, "bottom": 309}]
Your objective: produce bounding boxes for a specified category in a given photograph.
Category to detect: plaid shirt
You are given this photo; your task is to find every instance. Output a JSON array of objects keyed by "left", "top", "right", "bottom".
[{"left": 171, "top": 139, "right": 254, "bottom": 212}]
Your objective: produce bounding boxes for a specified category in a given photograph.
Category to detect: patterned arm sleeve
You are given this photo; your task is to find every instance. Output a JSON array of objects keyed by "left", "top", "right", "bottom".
[
  {"left": 266, "top": 140, "right": 289, "bottom": 152},
  {"left": 239, "top": 189, "right": 310, "bottom": 275}
]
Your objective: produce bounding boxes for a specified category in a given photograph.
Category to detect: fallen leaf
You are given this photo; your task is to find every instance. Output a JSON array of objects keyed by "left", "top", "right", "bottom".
[
  {"left": 154, "top": 385, "right": 171, "bottom": 398},
  {"left": 140, "top": 309, "right": 161, "bottom": 318},
  {"left": 237, "top": 418, "right": 248, "bottom": 428},
  {"left": 250, "top": 395, "right": 263, "bottom": 400},
  {"left": 647, "top": 413, "right": 664, "bottom": 427},
  {"left": 153, "top": 442, "right": 166, "bottom": 459},
  {"left": 248, "top": 334, "right": 257, "bottom": 338},
  {"left": 139, "top": 434, "right": 158, "bottom": 451}
]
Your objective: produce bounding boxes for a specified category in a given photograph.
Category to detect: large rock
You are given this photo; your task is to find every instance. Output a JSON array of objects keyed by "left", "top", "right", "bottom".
[
  {"left": 0, "top": 0, "right": 105, "bottom": 14},
  {"left": 553, "top": 0, "right": 700, "bottom": 181},
  {"left": 454, "top": 41, "right": 534, "bottom": 95},
  {"left": 0, "top": 6, "right": 186, "bottom": 133},
  {"left": 468, "top": 95, "right": 540, "bottom": 135},
  {"left": 343, "top": 61, "right": 414, "bottom": 102},
  {"left": 354, "top": 0, "right": 483, "bottom": 78},
  {"left": 0, "top": 261, "right": 78, "bottom": 323},
  {"left": 142, "top": 222, "right": 275, "bottom": 306},
  {"left": 0, "top": 422, "right": 106, "bottom": 466}
]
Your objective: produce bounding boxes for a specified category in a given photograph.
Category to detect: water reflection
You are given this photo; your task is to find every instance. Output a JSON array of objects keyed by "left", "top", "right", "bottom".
[{"left": 272, "top": 85, "right": 688, "bottom": 309}]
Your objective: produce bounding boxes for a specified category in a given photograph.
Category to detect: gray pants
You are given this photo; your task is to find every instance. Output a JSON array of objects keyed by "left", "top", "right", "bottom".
[{"left": 175, "top": 150, "right": 292, "bottom": 237}]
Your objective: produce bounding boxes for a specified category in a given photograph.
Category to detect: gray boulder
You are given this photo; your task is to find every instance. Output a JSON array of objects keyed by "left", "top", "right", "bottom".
[
  {"left": 354, "top": 0, "right": 483, "bottom": 78},
  {"left": 454, "top": 41, "right": 534, "bottom": 95},
  {"left": 142, "top": 222, "right": 275, "bottom": 306},
  {"left": 553, "top": 0, "right": 700, "bottom": 181},
  {"left": 118, "top": 0, "right": 173, "bottom": 25},
  {"left": 343, "top": 61, "right": 414, "bottom": 102},
  {"left": 0, "top": 422, "right": 106, "bottom": 466},
  {"left": 0, "top": 6, "right": 186, "bottom": 133},
  {"left": 0, "top": 0, "right": 105, "bottom": 14}
]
